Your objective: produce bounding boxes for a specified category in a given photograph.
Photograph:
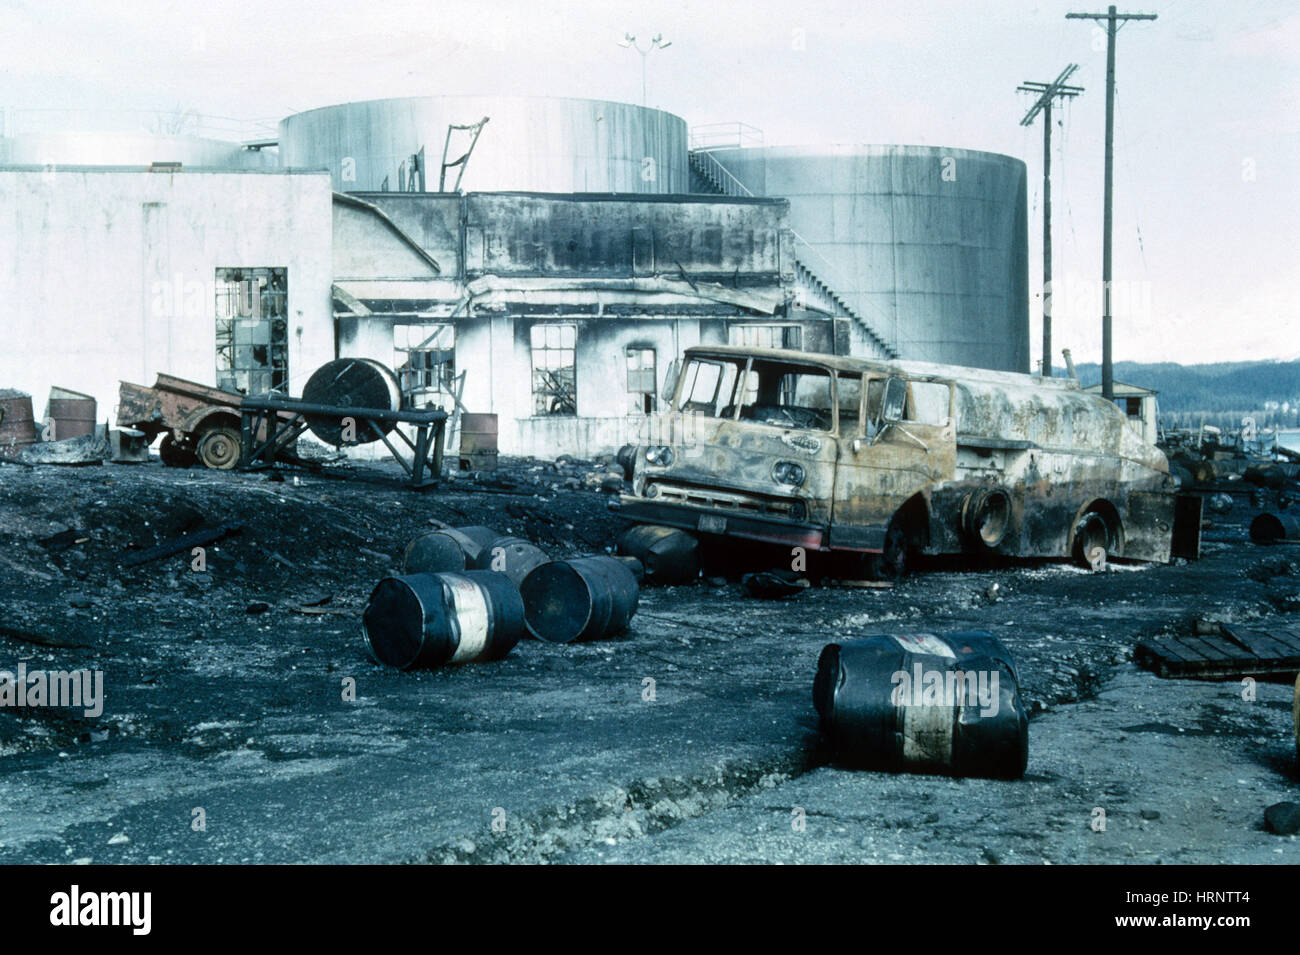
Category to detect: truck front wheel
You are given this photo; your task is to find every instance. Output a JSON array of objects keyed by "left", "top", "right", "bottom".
[{"left": 159, "top": 434, "right": 196, "bottom": 469}]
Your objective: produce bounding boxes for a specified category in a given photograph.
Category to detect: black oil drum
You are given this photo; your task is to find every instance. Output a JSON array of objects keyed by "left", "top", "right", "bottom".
[
  {"left": 519, "top": 556, "right": 639, "bottom": 643},
  {"left": 402, "top": 526, "right": 503, "bottom": 575},
  {"left": 1251, "top": 512, "right": 1300, "bottom": 544},
  {"left": 362, "top": 570, "right": 523, "bottom": 670},
  {"left": 813, "top": 631, "right": 1028, "bottom": 779},
  {"left": 617, "top": 525, "right": 699, "bottom": 586},
  {"left": 470, "top": 535, "right": 551, "bottom": 589}
]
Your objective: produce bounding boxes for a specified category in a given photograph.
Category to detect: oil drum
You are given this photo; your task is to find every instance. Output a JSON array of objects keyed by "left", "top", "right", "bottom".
[
  {"left": 402, "top": 526, "right": 503, "bottom": 575},
  {"left": 362, "top": 570, "right": 524, "bottom": 670},
  {"left": 0, "top": 390, "right": 37, "bottom": 458},
  {"left": 470, "top": 535, "right": 550, "bottom": 589},
  {"left": 813, "top": 630, "right": 1028, "bottom": 779},
  {"left": 519, "top": 556, "right": 639, "bottom": 643},
  {"left": 47, "top": 387, "right": 97, "bottom": 440},
  {"left": 616, "top": 525, "right": 699, "bottom": 585},
  {"left": 1250, "top": 512, "right": 1300, "bottom": 544}
]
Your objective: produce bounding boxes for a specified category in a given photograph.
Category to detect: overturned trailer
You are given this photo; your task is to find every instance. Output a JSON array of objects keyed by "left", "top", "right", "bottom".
[{"left": 616, "top": 346, "right": 1201, "bottom": 574}]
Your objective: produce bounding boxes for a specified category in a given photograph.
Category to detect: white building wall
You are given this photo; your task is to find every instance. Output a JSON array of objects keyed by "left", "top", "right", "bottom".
[{"left": 0, "top": 167, "right": 334, "bottom": 426}]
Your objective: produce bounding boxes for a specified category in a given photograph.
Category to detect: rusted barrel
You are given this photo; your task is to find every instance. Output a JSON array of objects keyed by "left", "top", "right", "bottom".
[
  {"left": 520, "top": 556, "right": 639, "bottom": 643},
  {"left": 47, "top": 387, "right": 96, "bottom": 440},
  {"left": 402, "top": 526, "right": 502, "bottom": 575},
  {"left": 617, "top": 525, "right": 699, "bottom": 585},
  {"left": 0, "top": 390, "right": 37, "bottom": 458},
  {"left": 1251, "top": 512, "right": 1300, "bottom": 544},
  {"left": 302, "top": 358, "right": 401, "bottom": 445},
  {"left": 458, "top": 412, "right": 499, "bottom": 471},
  {"left": 362, "top": 570, "right": 523, "bottom": 670},
  {"left": 813, "top": 631, "right": 1028, "bottom": 779},
  {"left": 470, "top": 535, "right": 550, "bottom": 589}
]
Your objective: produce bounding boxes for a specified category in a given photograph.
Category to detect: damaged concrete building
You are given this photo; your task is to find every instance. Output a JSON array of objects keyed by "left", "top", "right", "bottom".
[
  {"left": 332, "top": 190, "right": 809, "bottom": 458},
  {"left": 0, "top": 95, "right": 1031, "bottom": 460}
]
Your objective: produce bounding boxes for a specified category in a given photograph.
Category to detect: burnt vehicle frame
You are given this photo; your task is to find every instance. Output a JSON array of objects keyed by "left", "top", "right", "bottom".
[{"left": 616, "top": 345, "right": 1202, "bottom": 572}]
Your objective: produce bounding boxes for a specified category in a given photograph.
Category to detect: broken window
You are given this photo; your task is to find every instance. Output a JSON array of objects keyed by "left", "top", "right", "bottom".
[
  {"left": 394, "top": 323, "right": 456, "bottom": 409},
  {"left": 906, "top": 381, "right": 952, "bottom": 426},
  {"left": 530, "top": 323, "right": 577, "bottom": 416},
  {"left": 676, "top": 356, "right": 834, "bottom": 432},
  {"left": 838, "top": 373, "right": 864, "bottom": 433},
  {"left": 214, "top": 268, "right": 288, "bottom": 395},
  {"left": 729, "top": 324, "right": 802, "bottom": 350},
  {"left": 678, "top": 358, "right": 741, "bottom": 418},
  {"left": 626, "top": 347, "right": 657, "bottom": 414},
  {"left": 734, "top": 361, "right": 833, "bottom": 431}
]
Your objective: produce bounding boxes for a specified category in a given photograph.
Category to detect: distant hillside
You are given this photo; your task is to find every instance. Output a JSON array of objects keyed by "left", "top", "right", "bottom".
[{"left": 1063, "top": 360, "right": 1300, "bottom": 429}]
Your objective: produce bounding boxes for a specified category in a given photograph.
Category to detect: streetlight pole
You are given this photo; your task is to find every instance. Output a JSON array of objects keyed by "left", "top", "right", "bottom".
[{"left": 618, "top": 33, "right": 672, "bottom": 108}]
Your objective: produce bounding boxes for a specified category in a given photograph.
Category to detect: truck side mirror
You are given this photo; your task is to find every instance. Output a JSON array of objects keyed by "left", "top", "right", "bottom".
[
  {"left": 662, "top": 359, "right": 680, "bottom": 406},
  {"left": 881, "top": 376, "right": 907, "bottom": 424}
]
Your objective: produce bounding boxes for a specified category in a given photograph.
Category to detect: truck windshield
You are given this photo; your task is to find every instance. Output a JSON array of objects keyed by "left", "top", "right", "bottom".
[{"left": 675, "top": 356, "right": 835, "bottom": 432}]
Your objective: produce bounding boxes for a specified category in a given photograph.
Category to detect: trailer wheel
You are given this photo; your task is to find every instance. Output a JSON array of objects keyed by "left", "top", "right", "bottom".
[
  {"left": 1073, "top": 512, "right": 1112, "bottom": 572},
  {"left": 159, "top": 434, "right": 196, "bottom": 469},
  {"left": 197, "top": 426, "right": 241, "bottom": 470}
]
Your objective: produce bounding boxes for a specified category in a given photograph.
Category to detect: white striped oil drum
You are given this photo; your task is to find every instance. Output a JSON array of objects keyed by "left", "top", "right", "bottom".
[
  {"left": 813, "top": 630, "right": 1028, "bottom": 779},
  {"left": 362, "top": 570, "right": 523, "bottom": 670}
]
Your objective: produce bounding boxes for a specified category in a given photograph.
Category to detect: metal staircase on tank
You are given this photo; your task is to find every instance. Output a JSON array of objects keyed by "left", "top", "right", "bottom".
[{"left": 688, "top": 148, "right": 898, "bottom": 359}]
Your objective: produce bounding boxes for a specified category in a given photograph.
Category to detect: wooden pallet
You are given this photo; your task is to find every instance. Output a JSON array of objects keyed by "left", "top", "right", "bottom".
[{"left": 1136, "top": 624, "right": 1300, "bottom": 680}]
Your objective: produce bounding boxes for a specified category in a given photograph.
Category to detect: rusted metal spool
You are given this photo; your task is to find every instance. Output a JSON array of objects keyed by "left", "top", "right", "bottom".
[
  {"left": 362, "top": 570, "right": 524, "bottom": 670},
  {"left": 471, "top": 535, "right": 550, "bottom": 589},
  {"left": 0, "top": 390, "right": 37, "bottom": 458},
  {"left": 813, "top": 630, "right": 1028, "bottom": 779},
  {"left": 458, "top": 412, "right": 499, "bottom": 471},
  {"left": 1250, "top": 512, "right": 1300, "bottom": 544},
  {"left": 47, "top": 387, "right": 96, "bottom": 440},
  {"left": 520, "top": 556, "right": 639, "bottom": 644},
  {"left": 301, "top": 358, "right": 401, "bottom": 445},
  {"left": 617, "top": 525, "right": 699, "bottom": 585},
  {"left": 402, "top": 526, "right": 503, "bottom": 575}
]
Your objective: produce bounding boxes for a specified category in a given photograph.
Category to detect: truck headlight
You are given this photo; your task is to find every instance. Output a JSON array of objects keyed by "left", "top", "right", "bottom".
[
  {"left": 772, "top": 460, "right": 806, "bottom": 487},
  {"left": 645, "top": 446, "right": 674, "bottom": 467}
]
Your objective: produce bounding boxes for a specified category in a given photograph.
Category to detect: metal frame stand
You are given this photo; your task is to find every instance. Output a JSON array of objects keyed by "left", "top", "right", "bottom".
[{"left": 238, "top": 396, "right": 447, "bottom": 489}]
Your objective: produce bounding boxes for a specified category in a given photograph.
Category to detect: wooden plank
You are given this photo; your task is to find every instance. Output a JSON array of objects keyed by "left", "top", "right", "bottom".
[
  {"left": 1262, "top": 627, "right": 1300, "bottom": 653},
  {"left": 1223, "top": 626, "right": 1300, "bottom": 661},
  {"left": 1138, "top": 628, "right": 1300, "bottom": 680},
  {"left": 1180, "top": 635, "right": 1248, "bottom": 662}
]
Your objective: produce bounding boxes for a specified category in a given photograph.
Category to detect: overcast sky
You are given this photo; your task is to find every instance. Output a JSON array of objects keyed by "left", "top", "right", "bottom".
[{"left": 2, "top": 0, "right": 1296, "bottom": 366}]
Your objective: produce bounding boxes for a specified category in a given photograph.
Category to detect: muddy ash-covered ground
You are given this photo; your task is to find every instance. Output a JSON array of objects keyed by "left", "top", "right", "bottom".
[{"left": 0, "top": 454, "right": 1296, "bottom": 864}]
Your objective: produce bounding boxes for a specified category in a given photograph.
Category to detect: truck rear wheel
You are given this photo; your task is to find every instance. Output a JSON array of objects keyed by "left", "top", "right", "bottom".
[
  {"left": 1073, "top": 512, "right": 1113, "bottom": 572},
  {"left": 197, "top": 426, "right": 241, "bottom": 470}
]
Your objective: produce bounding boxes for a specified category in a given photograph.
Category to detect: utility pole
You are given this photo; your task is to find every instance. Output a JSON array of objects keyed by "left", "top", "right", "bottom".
[
  {"left": 1066, "top": 5, "right": 1156, "bottom": 401},
  {"left": 1019, "top": 64, "right": 1083, "bottom": 378}
]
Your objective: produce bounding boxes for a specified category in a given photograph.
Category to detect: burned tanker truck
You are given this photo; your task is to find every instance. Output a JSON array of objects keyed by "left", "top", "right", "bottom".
[{"left": 615, "top": 346, "right": 1202, "bottom": 576}]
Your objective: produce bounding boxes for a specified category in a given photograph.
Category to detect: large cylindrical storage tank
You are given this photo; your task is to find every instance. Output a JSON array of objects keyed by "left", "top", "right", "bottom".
[
  {"left": 279, "top": 96, "right": 689, "bottom": 193},
  {"left": 703, "top": 145, "right": 1029, "bottom": 373}
]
